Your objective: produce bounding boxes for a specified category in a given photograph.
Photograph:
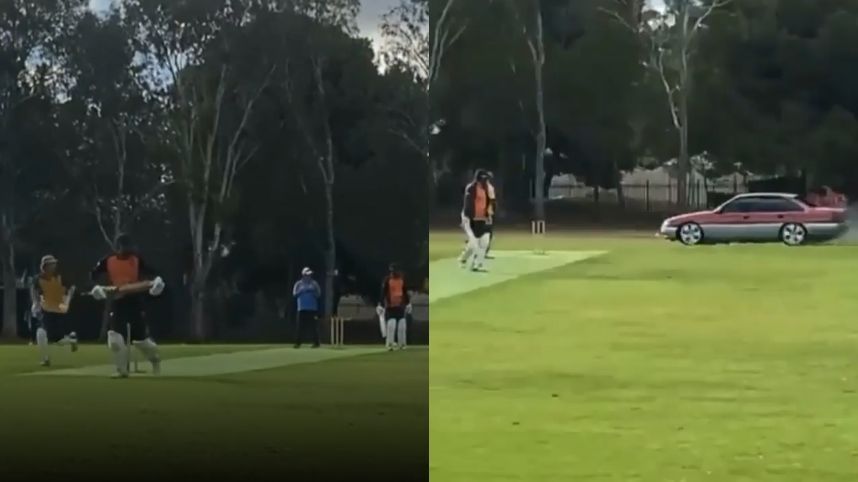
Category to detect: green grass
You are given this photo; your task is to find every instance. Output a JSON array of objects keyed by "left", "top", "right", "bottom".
[
  {"left": 0, "top": 343, "right": 427, "bottom": 480},
  {"left": 430, "top": 230, "right": 858, "bottom": 481}
]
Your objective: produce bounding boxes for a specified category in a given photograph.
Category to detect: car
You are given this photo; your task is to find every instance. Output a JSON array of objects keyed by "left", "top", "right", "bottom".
[{"left": 659, "top": 192, "right": 848, "bottom": 246}]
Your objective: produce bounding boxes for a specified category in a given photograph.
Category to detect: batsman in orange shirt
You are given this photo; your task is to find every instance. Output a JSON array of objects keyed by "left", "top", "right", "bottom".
[{"left": 378, "top": 263, "right": 412, "bottom": 351}]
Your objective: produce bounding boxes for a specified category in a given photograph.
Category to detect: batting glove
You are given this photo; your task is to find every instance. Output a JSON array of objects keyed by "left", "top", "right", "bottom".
[
  {"left": 149, "top": 276, "right": 165, "bottom": 296},
  {"left": 406, "top": 303, "right": 413, "bottom": 315},
  {"left": 90, "top": 286, "right": 107, "bottom": 300}
]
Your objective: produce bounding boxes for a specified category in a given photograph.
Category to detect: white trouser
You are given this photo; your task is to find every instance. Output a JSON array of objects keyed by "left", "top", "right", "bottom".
[
  {"left": 460, "top": 216, "right": 478, "bottom": 263},
  {"left": 107, "top": 331, "right": 160, "bottom": 375},
  {"left": 471, "top": 233, "right": 491, "bottom": 268},
  {"left": 385, "top": 318, "right": 407, "bottom": 347}
]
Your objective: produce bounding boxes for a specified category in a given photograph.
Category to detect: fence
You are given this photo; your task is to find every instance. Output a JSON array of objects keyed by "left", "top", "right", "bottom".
[{"left": 548, "top": 178, "right": 747, "bottom": 211}]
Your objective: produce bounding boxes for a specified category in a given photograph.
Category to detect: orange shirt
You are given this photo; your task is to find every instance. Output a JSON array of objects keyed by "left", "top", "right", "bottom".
[
  {"left": 473, "top": 184, "right": 488, "bottom": 221},
  {"left": 107, "top": 255, "right": 140, "bottom": 287},
  {"left": 388, "top": 277, "right": 405, "bottom": 307}
]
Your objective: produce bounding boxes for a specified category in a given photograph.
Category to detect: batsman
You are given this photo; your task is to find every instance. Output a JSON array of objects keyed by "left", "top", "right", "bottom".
[
  {"left": 90, "top": 234, "right": 165, "bottom": 378},
  {"left": 459, "top": 169, "right": 494, "bottom": 272},
  {"left": 378, "top": 263, "right": 412, "bottom": 351}
]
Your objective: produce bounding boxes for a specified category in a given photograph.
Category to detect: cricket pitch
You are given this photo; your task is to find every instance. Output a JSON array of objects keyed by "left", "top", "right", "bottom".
[
  {"left": 22, "top": 346, "right": 389, "bottom": 377},
  {"left": 429, "top": 250, "right": 606, "bottom": 304}
]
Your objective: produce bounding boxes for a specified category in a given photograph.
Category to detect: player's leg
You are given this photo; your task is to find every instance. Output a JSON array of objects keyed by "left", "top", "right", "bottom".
[
  {"left": 294, "top": 310, "right": 306, "bottom": 348},
  {"left": 485, "top": 224, "right": 494, "bottom": 260},
  {"left": 470, "top": 222, "right": 490, "bottom": 271},
  {"left": 396, "top": 317, "right": 407, "bottom": 350},
  {"left": 54, "top": 313, "right": 78, "bottom": 352},
  {"left": 106, "top": 329, "right": 130, "bottom": 378},
  {"left": 311, "top": 312, "right": 320, "bottom": 348},
  {"left": 35, "top": 314, "right": 50, "bottom": 366},
  {"left": 459, "top": 215, "right": 477, "bottom": 266},
  {"left": 131, "top": 323, "right": 161, "bottom": 375},
  {"left": 385, "top": 315, "right": 397, "bottom": 351},
  {"left": 386, "top": 307, "right": 404, "bottom": 350},
  {"left": 107, "top": 301, "right": 130, "bottom": 378}
]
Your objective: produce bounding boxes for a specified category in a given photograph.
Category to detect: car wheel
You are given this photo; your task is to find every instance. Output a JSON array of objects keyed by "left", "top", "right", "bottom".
[
  {"left": 780, "top": 223, "right": 807, "bottom": 246},
  {"left": 677, "top": 222, "right": 704, "bottom": 246}
]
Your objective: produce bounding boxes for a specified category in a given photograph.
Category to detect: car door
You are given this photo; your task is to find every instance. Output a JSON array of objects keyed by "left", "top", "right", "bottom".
[
  {"left": 750, "top": 198, "right": 806, "bottom": 239},
  {"left": 709, "top": 198, "right": 758, "bottom": 241}
]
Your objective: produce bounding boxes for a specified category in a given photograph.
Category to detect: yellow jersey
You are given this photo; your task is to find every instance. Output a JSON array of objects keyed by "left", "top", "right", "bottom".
[{"left": 37, "top": 275, "right": 66, "bottom": 314}]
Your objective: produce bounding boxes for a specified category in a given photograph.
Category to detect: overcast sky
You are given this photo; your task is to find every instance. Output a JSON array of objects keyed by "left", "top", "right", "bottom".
[{"left": 89, "top": 0, "right": 396, "bottom": 49}]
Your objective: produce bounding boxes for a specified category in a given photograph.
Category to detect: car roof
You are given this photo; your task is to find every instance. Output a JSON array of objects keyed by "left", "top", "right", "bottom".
[{"left": 731, "top": 192, "right": 799, "bottom": 200}]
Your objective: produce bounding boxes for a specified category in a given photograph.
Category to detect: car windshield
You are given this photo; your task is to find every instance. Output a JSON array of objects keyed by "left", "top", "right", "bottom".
[{"left": 797, "top": 197, "right": 817, "bottom": 207}]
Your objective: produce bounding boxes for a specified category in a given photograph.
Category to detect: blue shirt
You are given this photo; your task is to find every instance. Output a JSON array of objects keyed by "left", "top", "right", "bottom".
[{"left": 293, "top": 278, "right": 321, "bottom": 312}]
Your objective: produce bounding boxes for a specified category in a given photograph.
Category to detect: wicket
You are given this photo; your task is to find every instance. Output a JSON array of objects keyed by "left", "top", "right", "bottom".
[
  {"left": 330, "top": 316, "right": 346, "bottom": 348},
  {"left": 531, "top": 220, "right": 547, "bottom": 254}
]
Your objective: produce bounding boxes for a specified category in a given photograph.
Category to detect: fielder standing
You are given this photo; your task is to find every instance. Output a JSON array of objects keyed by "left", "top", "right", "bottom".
[
  {"left": 90, "top": 234, "right": 165, "bottom": 378},
  {"left": 379, "top": 263, "right": 412, "bottom": 351},
  {"left": 293, "top": 267, "right": 322, "bottom": 348},
  {"left": 30, "top": 255, "right": 78, "bottom": 367},
  {"left": 459, "top": 169, "right": 493, "bottom": 272}
]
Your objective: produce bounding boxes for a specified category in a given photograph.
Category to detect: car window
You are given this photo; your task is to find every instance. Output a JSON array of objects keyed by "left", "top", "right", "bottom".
[
  {"left": 721, "top": 199, "right": 756, "bottom": 213},
  {"left": 757, "top": 198, "right": 804, "bottom": 212}
]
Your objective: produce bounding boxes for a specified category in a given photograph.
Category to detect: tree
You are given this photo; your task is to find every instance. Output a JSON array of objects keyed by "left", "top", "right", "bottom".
[
  {"left": 605, "top": 0, "right": 732, "bottom": 206},
  {"left": 0, "top": 0, "right": 85, "bottom": 338},
  {"left": 126, "top": 0, "right": 272, "bottom": 340},
  {"left": 508, "top": 0, "right": 547, "bottom": 221},
  {"left": 61, "top": 9, "right": 171, "bottom": 252}
]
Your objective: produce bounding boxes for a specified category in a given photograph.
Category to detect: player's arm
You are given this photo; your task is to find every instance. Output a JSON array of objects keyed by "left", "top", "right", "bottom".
[
  {"left": 462, "top": 184, "right": 475, "bottom": 219},
  {"left": 312, "top": 280, "right": 322, "bottom": 298},
  {"left": 292, "top": 281, "right": 302, "bottom": 297},
  {"left": 29, "top": 276, "right": 42, "bottom": 311},
  {"left": 136, "top": 256, "right": 166, "bottom": 296},
  {"left": 379, "top": 277, "right": 390, "bottom": 308}
]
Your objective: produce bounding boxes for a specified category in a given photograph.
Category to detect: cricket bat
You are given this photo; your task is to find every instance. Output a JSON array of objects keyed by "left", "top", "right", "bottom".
[
  {"left": 87, "top": 280, "right": 155, "bottom": 300},
  {"left": 378, "top": 312, "right": 386, "bottom": 338},
  {"left": 57, "top": 286, "right": 76, "bottom": 314}
]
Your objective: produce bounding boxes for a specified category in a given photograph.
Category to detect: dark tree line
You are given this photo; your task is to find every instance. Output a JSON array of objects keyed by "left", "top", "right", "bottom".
[
  {"left": 430, "top": 0, "right": 858, "bottom": 214},
  {"left": 0, "top": 0, "right": 428, "bottom": 340}
]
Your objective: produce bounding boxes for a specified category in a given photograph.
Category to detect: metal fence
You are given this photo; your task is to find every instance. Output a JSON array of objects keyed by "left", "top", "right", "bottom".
[{"left": 548, "top": 178, "right": 747, "bottom": 211}]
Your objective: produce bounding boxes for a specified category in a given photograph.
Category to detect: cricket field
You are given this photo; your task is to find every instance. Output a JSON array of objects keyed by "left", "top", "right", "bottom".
[
  {"left": 0, "top": 343, "right": 427, "bottom": 480},
  {"left": 430, "top": 230, "right": 858, "bottom": 482}
]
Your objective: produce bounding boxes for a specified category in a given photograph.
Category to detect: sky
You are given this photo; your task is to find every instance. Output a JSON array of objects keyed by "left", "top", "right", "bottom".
[{"left": 89, "top": 0, "right": 397, "bottom": 50}]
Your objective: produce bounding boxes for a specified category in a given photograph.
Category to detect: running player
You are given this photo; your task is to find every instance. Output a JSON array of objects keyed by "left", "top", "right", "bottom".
[
  {"left": 90, "top": 234, "right": 165, "bottom": 378},
  {"left": 30, "top": 255, "right": 78, "bottom": 366}
]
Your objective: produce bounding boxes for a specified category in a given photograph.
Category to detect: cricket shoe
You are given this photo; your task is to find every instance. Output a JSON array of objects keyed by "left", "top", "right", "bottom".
[
  {"left": 111, "top": 372, "right": 129, "bottom": 379},
  {"left": 40, "top": 359, "right": 51, "bottom": 367},
  {"left": 387, "top": 344, "right": 396, "bottom": 352},
  {"left": 470, "top": 266, "right": 488, "bottom": 273}
]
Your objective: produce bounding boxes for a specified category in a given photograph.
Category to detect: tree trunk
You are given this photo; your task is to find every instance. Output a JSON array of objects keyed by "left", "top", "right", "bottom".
[
  {"left": 531, "top": 0, "right": 546, "bottom": 222},
  {"left": 677, "top": 121, "right": 689, "bottom": 207},
  {"left": 190, "top": 281, "right": 206, "bottom": 341},
  {"left": 1, "top": 241, "right": 17, "bottom": 339},
  {"left": 323, "top": 182, "right": 336, "bottom": 323}
]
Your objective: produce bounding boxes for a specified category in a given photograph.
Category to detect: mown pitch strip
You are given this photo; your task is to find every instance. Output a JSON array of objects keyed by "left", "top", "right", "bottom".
[
  {"left": 429, "top": 250, "right": 606, "bottom": 304},
  {"left": 22, "top": 346, "right": 392, "bottom": 377}
]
